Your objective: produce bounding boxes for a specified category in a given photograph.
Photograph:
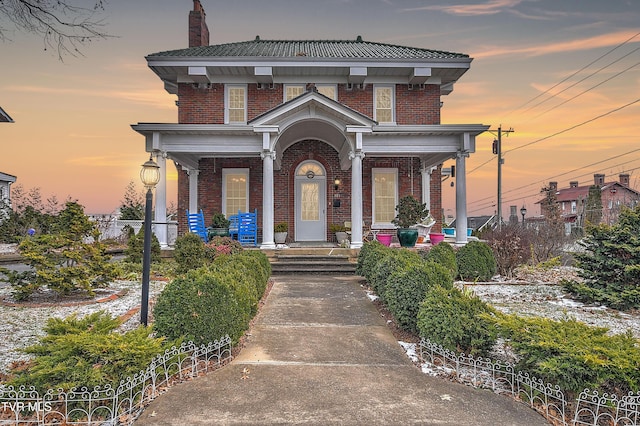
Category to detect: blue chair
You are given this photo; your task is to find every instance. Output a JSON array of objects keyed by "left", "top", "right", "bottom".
[
  {"left": 186, "top": 209, "right": 208, "bottom": 242},
  {"left": 237, "top": 209, "right": 258, "bottom": 246}
]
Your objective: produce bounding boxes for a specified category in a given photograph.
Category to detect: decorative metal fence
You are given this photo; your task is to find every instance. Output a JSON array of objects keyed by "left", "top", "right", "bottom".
[
  {"left": 418, "top": 338, "right": 640, "bottom": 426},
  {"left": 0, "top": 336, "right": 232, "bottom": 425}
]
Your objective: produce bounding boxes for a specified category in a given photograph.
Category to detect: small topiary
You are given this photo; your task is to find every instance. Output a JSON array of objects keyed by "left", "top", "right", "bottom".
[
  {"left": 384, "top": 260, "right": 453, "bottom": 333},
  {"left": 456, "top": 241, "right": 497, "bottom": 281},
  {"left": 421, "top": 242, "right": 457, "bottom": 280},
  {"left": 417, "top": 286, "right": 497, "bottom": 356},
  {"left": 153, "top": 265, "right": 252, "bottom": 345},
  {"left": 125, "top": 226, "right": 161, "bottom": 264},
  {"left": 173, "top": 232, "right": 209, "bottom": 274}
]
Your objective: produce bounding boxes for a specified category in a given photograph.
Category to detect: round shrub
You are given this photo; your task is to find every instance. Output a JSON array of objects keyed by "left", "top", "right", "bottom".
[
  {"left": 153, "top": 266, "right": 252, "bottom": 345},
  {"left": 173, "top": 232, "right": 209, "bottom": 274},
  {"left": 236, "top": 250, "right": 271, "bottom": 297},
  {"left": 355, "top": 240, "right": 392, "bottom": 282},
  {"left": 384, "top": 260, "right": 453, "bottom": 333},
  {"left": 417, "top": 286, "right": 497, "bottom": 356},
  {"left": 369, "top": 249, "right": 422, "bottom": 302},
  {"left": 456, "top": 241, "right": 497, "bottom": 281},
  {"left": 421, "top": 242, "right": 457, "bottom": 280}
]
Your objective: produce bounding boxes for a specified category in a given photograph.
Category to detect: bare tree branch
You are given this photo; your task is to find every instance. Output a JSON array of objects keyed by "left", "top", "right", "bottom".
[{"left": 0, "top": 0, "right": 112, "bottom": 60}]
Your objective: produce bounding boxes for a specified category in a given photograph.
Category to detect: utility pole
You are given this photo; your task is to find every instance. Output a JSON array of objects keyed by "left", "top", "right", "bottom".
[{"left": 491, "top": 125, "right": 514, "bottom": 230}]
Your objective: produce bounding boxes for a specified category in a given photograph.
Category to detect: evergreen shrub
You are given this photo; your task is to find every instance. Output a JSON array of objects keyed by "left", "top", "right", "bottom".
[
  {"left": 173, "top": 232, "right": 209, "bottom": 274},
  {"left": 420, "top": 242, "right": 457, "bottom": 280},
  {"left": 8, "top": 311, "right": 166, "bottom": 393},
  {"left": 153, "top": 265, "right": 252, "bottom": 345},
  {"left": 456, "top": 241, "right": 497, "bottom": 281},
  {"left": 417, "top": 286, "right": 497, "bottom": 356},
  {"left": 369, "top": 249, "right": 422, "bottom": 302},
  {"left": 355, "top": 240, "right": 392, "bottom": 281},
  {"left": 125, "top": 226, "right": 161, "bottom": 264},
  {"left": 493, "top": 313, "right": 640, "bottom": 396},
  {"left": 384, "top": 260, "right": 452, "bottom": 333}
]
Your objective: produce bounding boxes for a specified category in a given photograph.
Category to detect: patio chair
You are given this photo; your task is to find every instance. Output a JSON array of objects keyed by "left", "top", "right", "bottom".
[
  {"left": 228, "top": 214, "right": 239, "bottom": 240},
  {"left": 237, "top": 209, "right": 258, "bottom": 246},
  {"left": 186, "top": 209, "right": 208, "bottom": 242}
]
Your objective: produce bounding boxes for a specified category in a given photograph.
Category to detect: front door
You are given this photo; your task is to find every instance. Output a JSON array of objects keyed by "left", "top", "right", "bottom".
[{"left": 295, "top": 161, "right": 326, "bottom": 241}]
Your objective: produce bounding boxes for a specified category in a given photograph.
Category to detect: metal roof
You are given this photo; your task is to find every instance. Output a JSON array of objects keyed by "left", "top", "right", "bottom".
[{"left": 148, "top": 37, "right": 469, "bottom": 60}]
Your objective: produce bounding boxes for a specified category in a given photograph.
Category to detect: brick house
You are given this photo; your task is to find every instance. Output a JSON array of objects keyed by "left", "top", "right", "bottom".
[
  {"left": 132, "top": 1, "right": 488, "bottom": 248},
  {"left": 536, "top": 174, "right": 640, "bottom": 232}
]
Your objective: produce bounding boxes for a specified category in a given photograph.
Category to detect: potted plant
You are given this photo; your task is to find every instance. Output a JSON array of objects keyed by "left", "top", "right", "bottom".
[
  {"left": 209, "top": 212, "right": 230, "bottom": 237},
  {"left": 274, "top": 222, "right": 288, "bottom": 244},
  {"left": 329, "top": 223, "right": 349, "bottom": 244},
  {"left": 392, "top": 195, "right": 429, "bottom": 247}
]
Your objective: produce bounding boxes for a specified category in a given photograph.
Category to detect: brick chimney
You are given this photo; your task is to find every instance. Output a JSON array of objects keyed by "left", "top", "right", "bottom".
[
  {"left": 570, "top": 181, "right": 578, "bottom": 188},
  {"left": 189, "top": 0, "right": 209, "bottom": 48},
  {"left": 549, "top": 181, "right": 558, "bottom": 192},
  {"left": 620, "top": 174, "right": 630, "bottom": 186},
  {"left": 594, "top": 174, "right": 605, "bottom": 186}
]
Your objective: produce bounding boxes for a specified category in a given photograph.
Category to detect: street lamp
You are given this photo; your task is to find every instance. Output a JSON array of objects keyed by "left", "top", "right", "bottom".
[
  {"left": 140, "top": 155, "right": 160, "bottom": 326},
  {"left": 520, "top": 205, "right": 527, "bottom": 227}
]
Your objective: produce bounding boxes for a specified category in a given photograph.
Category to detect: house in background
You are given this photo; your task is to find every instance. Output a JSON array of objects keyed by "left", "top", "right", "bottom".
[
  {"left": 0, "top": 106, "right": 13, "bottom": 123},
  {"left": 132, "top": 0, "right": 488, "bottom": 248},
  {"left": 535, "top": 173, "right": 639, "bottom": 233},
  {"left": 0, "top": 171, "right": 17, "bottom": 211}
]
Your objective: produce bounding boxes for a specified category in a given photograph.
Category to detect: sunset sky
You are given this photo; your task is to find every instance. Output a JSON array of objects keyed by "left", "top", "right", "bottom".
[{"left": 1, "top": 0, "right": 639, "bottom": 219}]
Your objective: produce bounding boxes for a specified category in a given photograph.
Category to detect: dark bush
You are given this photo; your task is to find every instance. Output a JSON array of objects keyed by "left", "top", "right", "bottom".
[
  {"left": 483, "top": 224, "right": 534, "bottom": 277},
  {"left": 493, "top": 313, "right": 640, "bottom": 396},
  {"left": 456, "top": 241, "right": 497, "bottom": 281},
  {"left": 384, "top": 260, "right": 452, "bottom": 333},
  {"left": 173, "top": 232, "right": 209, "bottom": 274},
  {"left": 369, "top": 249, "right": 422, "bottom": 302},
  {"left": 153, "top": 265, "right": 252, "bottom": 345},
  {"left": 8, "top": 311, "right": 167, "bottom": 393},
  {"left": 421, "top": 242, "right": 457, "bottom": 280},
  {"left": 417, "top": 286, "right": 497, "bottom": 356},
  {"left": 233, "top": 250, "right": 271, "bottom": 297},
  {"left": 355, "top": 240, "right": 392, "bottom": 281}
]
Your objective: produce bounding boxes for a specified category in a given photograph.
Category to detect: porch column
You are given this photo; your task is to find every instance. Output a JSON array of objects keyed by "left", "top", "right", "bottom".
[
  {"left": 187, "top": 168, "right": 199, "bottom": 214},
  {"left": 261, "top": 150, "right": 276, "bottom": 249},
  {"left": 421, "top": 166, "right": 435, "bottom": 210},
  {"left": 455, "top": 151, "right": 469, "bottom": 245},
  {"left": 350, "top": 150, "right": 365, "bottom": 249},
  {"left": 154, "top": 152, "right": 168, "bottom": 248}
]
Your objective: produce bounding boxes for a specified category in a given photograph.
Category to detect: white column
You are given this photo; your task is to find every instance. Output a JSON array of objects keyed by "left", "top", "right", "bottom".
[
  {"left": 261, "top": 150, "right": 276, "bottom": 249},
  {"left": 455, "top": 151, "right": 469, "bottom": 245},
  {"left": 350, "top": 150, "right": 364, "bottom": 249},
  {"left": 154, "top": 152, "right": 168, "bottom": 248},
  {"left": 421, "top": 166, "right": 433, "bottom": 210},
  {"left": 187, "top": 168, "right": 199, "bottom": 214}
]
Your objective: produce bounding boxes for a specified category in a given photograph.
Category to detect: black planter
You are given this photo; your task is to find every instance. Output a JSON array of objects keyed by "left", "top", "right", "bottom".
[{"left": 397, "top": 228, "right": 419, "bottom": 247}]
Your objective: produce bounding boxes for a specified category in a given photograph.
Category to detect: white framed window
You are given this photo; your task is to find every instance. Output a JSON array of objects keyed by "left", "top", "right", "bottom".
[
  {"left": 571, "top": 201, "right": 577, "bottom": 213},
  {"left": 316, "top": 84, "right": 337, "bottom": 100},
  {"left": 222, "top": 169, "right": 249, "bottom": 217},
  {"left": 225, "top": 85, "right": 247, "bottom": 123},
  {"left": 374, "top": 85, "right": 395, "bottom": 124},
  {"left": 372, "top": 168, "right": 398, "bottom": 226},
  {"left": 284, "top": 84, "right": 305, "bottom": 102}
]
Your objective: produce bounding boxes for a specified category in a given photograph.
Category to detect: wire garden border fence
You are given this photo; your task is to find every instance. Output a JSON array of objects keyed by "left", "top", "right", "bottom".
[
  {"left": 0, "top": 336, "right": 232, "bottom": 425},
  {"left": 418, "top": 338, "right": 640, "bottom": 426}
]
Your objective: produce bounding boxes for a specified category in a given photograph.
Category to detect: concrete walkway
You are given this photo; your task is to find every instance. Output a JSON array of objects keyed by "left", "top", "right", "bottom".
[{"left": 134, "top": 275, "right": 549, "bottom": 425}]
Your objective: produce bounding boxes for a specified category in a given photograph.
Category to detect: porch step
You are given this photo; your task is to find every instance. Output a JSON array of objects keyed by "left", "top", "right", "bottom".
[{"left": 264, "top": 249, "right": 358, "bottom": 275}]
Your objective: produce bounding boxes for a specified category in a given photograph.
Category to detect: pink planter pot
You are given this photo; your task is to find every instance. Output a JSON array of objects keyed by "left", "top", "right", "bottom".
[
  {"left": 429, "top": 232, "right": 445, "bottom": 244},
  {"left": 376, "top": 233, "right": 393, "bottom": 246}
]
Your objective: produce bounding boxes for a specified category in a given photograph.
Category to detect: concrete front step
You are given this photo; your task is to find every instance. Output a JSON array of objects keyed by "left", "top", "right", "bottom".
[{"left": 264, "top": 248, "right": 358, "bottom": 275}]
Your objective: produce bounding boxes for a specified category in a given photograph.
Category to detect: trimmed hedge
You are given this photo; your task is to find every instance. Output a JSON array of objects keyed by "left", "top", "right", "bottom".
[
  {"left": 384, "top": 260, "right": 453, "bottom": 333},
  {"left": 421, "top": 242, "right": 457, "bottom": 280},
  {"left": 355, "top": 240, "right": 392, "bottom": 282},
  {"left": 456, "top": 241, "right": 497, "bottom": 281},
  {"left": 369, "top": 249, "right": 422, "bottom": 303},
  {"left": 417, "top": 286, "right": 497, "bottom": 356},
  {"left": 173, "top": 232, "right": 209, "bottom": 274}
]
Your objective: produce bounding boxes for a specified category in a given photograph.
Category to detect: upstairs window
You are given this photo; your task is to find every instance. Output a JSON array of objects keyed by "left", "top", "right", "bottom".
[
  {"left": 316, "top": 84, "right": 337, "bottom": 100},
  {"left": 374, "top": 85, "right": 395, "bottom": 124},
  {"left": 285, "top": 84, "right": 305, "bottom": 101},
  {"left": 225, "top": 85, "right": 247, "bottom": 123}
]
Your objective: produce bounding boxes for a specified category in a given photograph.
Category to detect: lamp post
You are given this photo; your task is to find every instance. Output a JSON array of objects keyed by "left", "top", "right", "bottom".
[
  {"left": 140, "top": 156, "right": 160, "bottom": 326},
  {"left": 520, "top": 205, "right": 527, "bottom": 227}
]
